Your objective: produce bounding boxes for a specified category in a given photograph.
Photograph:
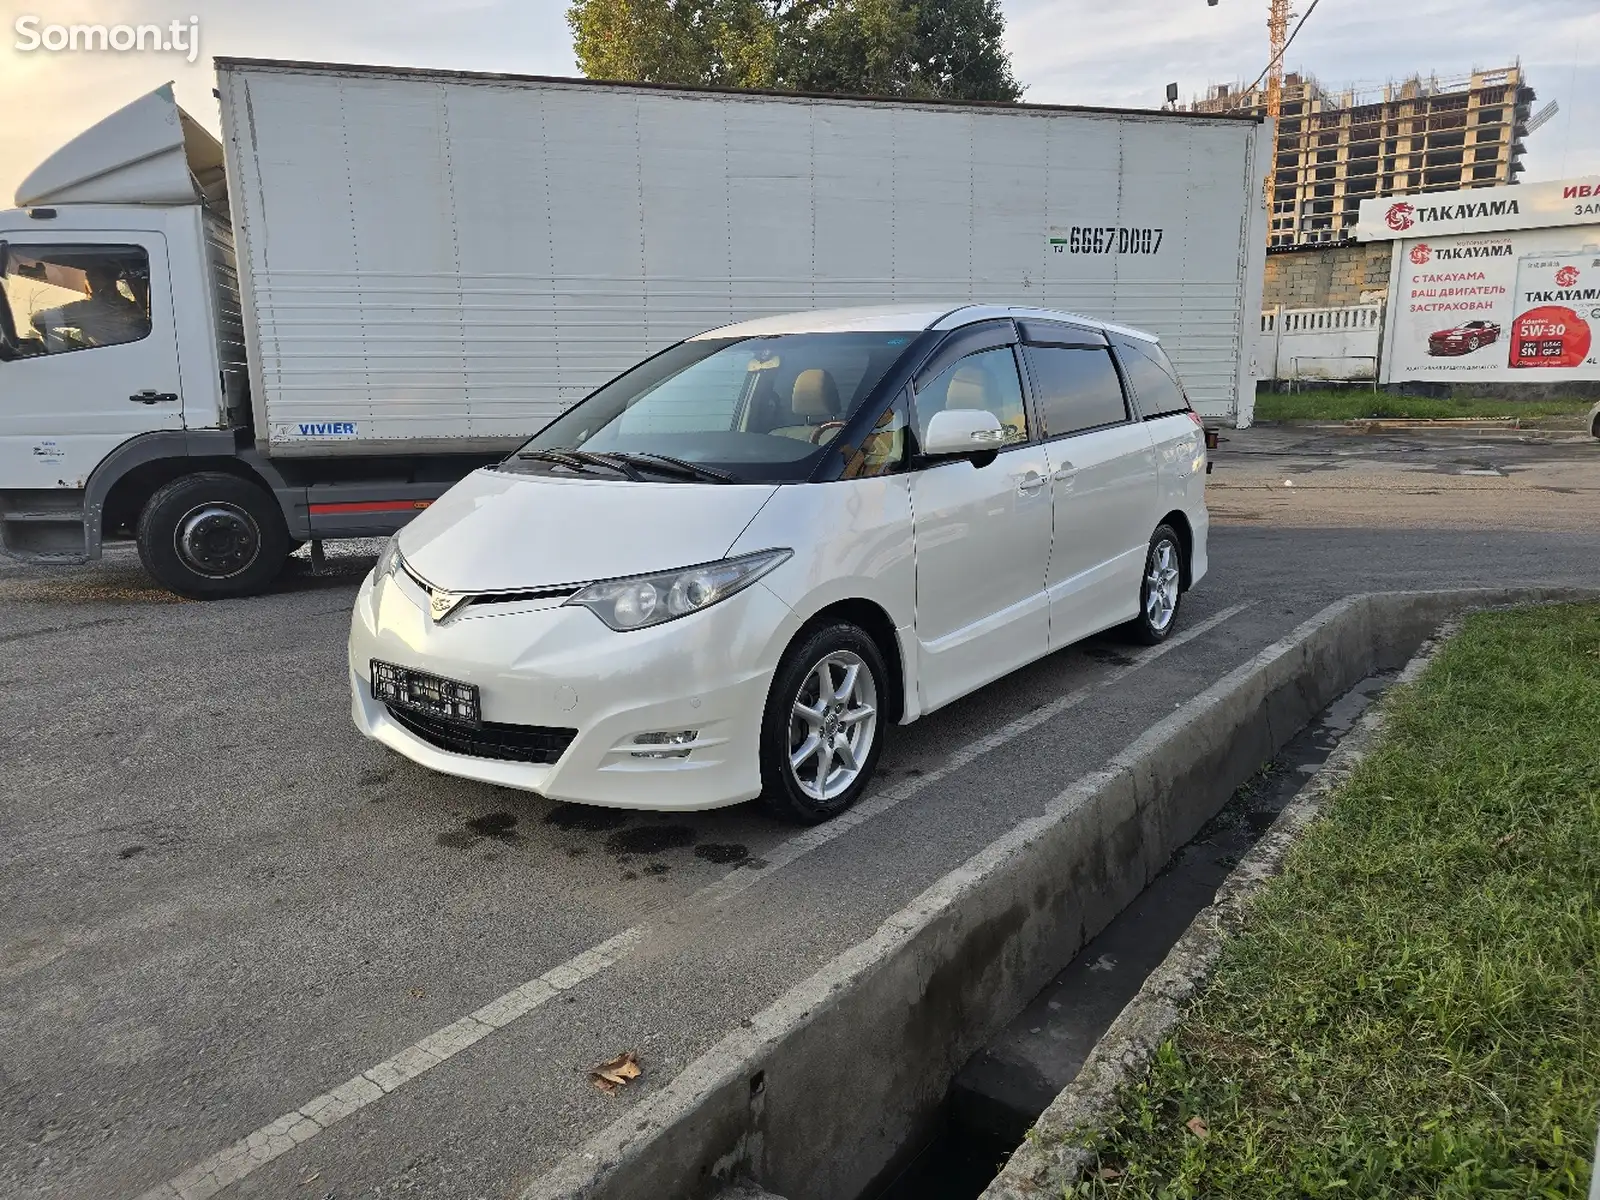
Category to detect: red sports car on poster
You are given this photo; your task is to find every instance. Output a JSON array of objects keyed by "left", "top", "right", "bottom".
[{"left": 1427, "top": 319, "right": 1501, "bottom": 356}]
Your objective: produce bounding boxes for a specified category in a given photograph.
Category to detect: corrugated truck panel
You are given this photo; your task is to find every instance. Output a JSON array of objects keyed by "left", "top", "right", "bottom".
[{"left": 218, "top": 63, "right": 1264, "bottom": 456}]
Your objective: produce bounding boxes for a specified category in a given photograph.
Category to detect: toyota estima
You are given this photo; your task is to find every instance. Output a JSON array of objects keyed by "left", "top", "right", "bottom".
[{"left": 349, "top": 305, "right": 1209, "bottom": 823}]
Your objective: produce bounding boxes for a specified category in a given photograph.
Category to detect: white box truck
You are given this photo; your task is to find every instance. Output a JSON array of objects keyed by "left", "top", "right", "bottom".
[{"left": 0, "top": 59, "right": 1267, "bottom": 597}]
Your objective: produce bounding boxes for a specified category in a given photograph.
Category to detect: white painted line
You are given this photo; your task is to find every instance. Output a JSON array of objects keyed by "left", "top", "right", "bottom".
[
  {"left": 132, "top": 928, "right": 643, "bottom": 1200},
  {"left": 132, "top": 601, "right": 1252, "bottom": 1200},
  {"left": 684, "top": 601, "right": 1256, "bottom": 913}
]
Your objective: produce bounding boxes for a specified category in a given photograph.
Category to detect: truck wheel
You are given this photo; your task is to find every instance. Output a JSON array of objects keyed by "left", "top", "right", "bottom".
[{"left": 137, "top": 472, "right": 290, "bottom": 599}]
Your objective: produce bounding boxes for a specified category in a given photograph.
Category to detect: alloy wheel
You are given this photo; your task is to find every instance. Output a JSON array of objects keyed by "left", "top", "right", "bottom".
[
  {"left": 788, "top": 650, "right": 878, "bottom": 803},
  {"left": 1145, "top": 538, "right": 1181, "bottom": 633}
]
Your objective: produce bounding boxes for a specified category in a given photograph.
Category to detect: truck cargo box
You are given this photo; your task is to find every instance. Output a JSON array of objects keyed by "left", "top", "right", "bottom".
[{"left": 216, "top": 59, "right": 1268, "bottom": 457}]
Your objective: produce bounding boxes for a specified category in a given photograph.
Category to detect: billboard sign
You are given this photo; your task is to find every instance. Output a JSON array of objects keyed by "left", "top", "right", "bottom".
[
  {"left": 1357, "top": 176, "right": 1600, "bottom": 241},
  {"left": 1384, "top": 226, "right": 1600, "bottom": 382}
]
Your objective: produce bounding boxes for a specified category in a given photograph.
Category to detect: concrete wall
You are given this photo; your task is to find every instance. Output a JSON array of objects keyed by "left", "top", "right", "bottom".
[
  {"left": 1260, "top": 305, "right": 1383, "bottom": 382},
  {"left": 1263, "top": 242, "right": 1392, "bottom": 310}
]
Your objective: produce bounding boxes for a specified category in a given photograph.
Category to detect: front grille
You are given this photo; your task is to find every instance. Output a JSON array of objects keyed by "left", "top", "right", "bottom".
[{"left": 386, "top": 706, "right": 577, "bottom": 765}]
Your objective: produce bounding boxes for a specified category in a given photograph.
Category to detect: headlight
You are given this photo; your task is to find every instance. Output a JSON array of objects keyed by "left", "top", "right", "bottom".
[
  {"left": 564, "top": 549, "right": 792, "bottom": 632},
  {"left": 372, "top": 534, "right": 403, "bottom": 582}
]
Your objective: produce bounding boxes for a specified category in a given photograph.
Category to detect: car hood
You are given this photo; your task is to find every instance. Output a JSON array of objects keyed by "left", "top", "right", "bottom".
[
  {"left": 397, "top": 468, "right": 780, "bottom": 593},
  {"left": 1431, "top": 328, "right": 1465, "bottom": 337}
]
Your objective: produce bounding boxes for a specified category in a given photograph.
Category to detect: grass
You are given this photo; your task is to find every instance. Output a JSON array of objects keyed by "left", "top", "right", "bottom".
[
  {"left": 1253, "top": 389, "right": 1595, "bottom": 422},
  {"left": 1074, "top": 604, "right": 1600, "bottom": 1199}
]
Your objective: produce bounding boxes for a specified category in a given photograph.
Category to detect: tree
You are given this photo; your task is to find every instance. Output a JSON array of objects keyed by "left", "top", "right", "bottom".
[{"left": 567, "top": 0, "right": 1023, "bottom": 102}]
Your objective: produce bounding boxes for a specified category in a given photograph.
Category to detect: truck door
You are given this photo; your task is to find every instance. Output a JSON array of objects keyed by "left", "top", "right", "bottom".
[{"left": 0, "top": 234, "right": 183, "bottom": 491}]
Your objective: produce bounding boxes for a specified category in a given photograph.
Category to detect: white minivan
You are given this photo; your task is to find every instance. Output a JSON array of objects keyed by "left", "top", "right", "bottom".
[{"left": 348, "top": 305, "right": 1210, "bottom": 822}]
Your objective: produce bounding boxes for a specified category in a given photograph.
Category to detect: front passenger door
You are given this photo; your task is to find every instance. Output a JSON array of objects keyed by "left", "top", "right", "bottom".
[{"left": 908, "top": 343, "right": 1052, "bottom": 712}]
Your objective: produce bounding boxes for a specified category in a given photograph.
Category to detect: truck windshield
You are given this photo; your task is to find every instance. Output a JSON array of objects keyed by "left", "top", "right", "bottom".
[{"left": 505, "top": 332, "right": 917, "bottom": 483}]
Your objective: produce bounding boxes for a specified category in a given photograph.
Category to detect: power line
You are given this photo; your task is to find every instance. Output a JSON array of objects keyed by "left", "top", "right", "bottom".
[{"left": 1245, "top": 0, "right": 1322, "bottom": 95}]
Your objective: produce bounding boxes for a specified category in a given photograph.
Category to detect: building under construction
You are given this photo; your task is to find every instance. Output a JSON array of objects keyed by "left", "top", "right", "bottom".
[{"left": 1190, "top": 66, "right": 1536, "bottom": 249}]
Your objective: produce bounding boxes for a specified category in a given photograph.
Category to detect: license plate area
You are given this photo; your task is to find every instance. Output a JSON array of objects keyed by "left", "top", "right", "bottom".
[{"left": 371, "top": 660, "right": 481, "bottom": 726}]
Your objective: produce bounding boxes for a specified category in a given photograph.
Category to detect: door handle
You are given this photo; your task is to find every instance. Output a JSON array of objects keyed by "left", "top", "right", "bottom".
[
  {"left": 1052, "top": 462, "right": 1077, "bottom": 481},
  {"left": 1017, "top": 471, "right": 1047, "bottom": 496},
  {"left": 130, "top": 390, "right": 179, "bottom": 405}
]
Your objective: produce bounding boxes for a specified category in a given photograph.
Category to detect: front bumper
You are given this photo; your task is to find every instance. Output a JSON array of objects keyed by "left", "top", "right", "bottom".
[{"left": 348, "top": 567, "right": 802, "bottom": 811}]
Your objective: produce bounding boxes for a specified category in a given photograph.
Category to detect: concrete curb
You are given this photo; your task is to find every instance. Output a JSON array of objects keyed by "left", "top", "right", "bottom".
[
  {"left": 520, "top": 588, "right": 1600, "bottom": 1200},
  {"left": 978, "top": 622, "right": 1456, "bottom": 1198}
]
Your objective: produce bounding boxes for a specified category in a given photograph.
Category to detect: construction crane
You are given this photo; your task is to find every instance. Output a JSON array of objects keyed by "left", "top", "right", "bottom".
[
  {"left": 1209, "top": 0, "right": 1304, "bottom": 122},
  {"left": 1263, "top": 0, "right": 1292, "bottom": 123}
]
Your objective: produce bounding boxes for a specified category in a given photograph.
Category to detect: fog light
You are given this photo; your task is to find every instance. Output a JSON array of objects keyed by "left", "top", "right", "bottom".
[{"left": 631, "top": 730, "right": 698, "bottom": 759}]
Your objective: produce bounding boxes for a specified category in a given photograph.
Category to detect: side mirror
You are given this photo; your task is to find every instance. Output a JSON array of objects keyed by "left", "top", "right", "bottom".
[{"left": 923, "top": 408, "right": 1007, "bottom": 459}]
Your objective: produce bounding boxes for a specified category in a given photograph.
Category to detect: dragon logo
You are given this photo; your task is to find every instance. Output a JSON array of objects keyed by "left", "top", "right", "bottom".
[
  {"left": 1386, "top": 202, "right": 1416, "bottom": 232},
  {"left": 1410, "top": 243, "right": 1432, "bottom": 265},
  {"left": 1556, "top": 265, "right": 1580, "bottom": 288}
]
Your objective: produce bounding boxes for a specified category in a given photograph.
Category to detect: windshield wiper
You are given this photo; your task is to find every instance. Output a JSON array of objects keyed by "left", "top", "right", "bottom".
[
  {"left": 572, "top": 450, "right": 645, "bottom": 480},
  {"left": 617, "top": 452, "right": 736, "bottom": 484},
  {"left": 517, "top": 449, "right": 649, "bottom": 480},
  {"left": 516, "top": 449, "right": 596, "bottom": 473}
]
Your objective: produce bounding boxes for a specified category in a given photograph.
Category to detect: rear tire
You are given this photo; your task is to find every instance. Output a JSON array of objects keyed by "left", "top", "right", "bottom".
[
  {"left": 137, "top": 472, "right": 289, "bottom": 599},
  {"left": 1123, "top": 524, "right": 1185, "bottom": 646},
  {"left": 760, "top": 622, "right": 887, "bottom": 824}
]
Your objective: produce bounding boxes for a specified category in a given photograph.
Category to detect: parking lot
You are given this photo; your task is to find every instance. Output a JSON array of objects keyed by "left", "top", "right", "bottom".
[{"left": 3, "top": 425, "right": 1597, "bottom": 1200}]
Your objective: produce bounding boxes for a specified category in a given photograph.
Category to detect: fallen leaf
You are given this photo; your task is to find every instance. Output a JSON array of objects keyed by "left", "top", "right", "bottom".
[
  {"left": 589, "top": 1051, "right": 642, "bottom": 1093},
  {"left": 1097, "top": 1166, "right": 1124, "bottom": 1180},
  {"left": 1185, "top": 1115, "right": 1209, "bottom": 1140},
  {"left": 1493, "top": 832, "right": 1516, "bottom": 848},
  {"left": 299, "top": 1173, "right": 320, "bottom": 1185},
  {"left": 408, "top": 987, "right": 425, "bottom": 1000}
]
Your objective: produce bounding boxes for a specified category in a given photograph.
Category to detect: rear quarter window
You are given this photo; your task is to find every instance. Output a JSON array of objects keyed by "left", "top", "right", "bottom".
[{"left": 1110, "top": 333, "right": 1190, "bottom": 419}]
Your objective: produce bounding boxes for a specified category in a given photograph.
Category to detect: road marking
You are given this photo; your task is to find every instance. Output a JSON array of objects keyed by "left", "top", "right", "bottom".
[
  {"left": 133, "top": 929, "right": 643, "bottom": 1200},
  {"left": 684, "top": 601, "right": 1255, "bottom": 913},
  {"left": 132, "top": 600, "right": 1252, "bottom": 1199}
]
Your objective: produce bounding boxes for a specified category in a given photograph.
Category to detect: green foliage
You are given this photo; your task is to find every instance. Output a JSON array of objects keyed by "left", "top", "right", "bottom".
[
  {"left": 567, "top": 0, "right": 1023, "bottom": 101},
  {"left": 1254, "top": 389, "right": 1593, "bottom": 422},
  {"left": 1075, "top": 604, "right": 1600, "bottom": 1198}
]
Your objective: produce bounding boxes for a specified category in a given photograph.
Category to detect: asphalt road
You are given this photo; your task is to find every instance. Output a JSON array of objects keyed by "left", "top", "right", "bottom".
[{"left": 3, "top": 427, "right": 1597, "bottom": 1200}]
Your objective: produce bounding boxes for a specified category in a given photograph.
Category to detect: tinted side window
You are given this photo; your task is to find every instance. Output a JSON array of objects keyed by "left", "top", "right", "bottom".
[
  {"left": 913, "top": 346, "right": 1029, "bottom": 447},
  {"left": 1110, "top": 334, "right": 1189, "bottom": 418},
  {"left": 1023, "top": 346, "right": 1128, "bottom": 437}
]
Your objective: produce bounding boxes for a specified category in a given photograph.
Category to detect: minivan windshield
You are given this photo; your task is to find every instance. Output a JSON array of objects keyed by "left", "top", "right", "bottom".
[{"left": 504, "top": 332, "right": 917, "bottom": 483}]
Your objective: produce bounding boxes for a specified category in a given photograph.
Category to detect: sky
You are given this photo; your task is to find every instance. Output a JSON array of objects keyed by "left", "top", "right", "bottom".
[{"left": 2, "top": 0, "right": 1596, "bottom": 204}]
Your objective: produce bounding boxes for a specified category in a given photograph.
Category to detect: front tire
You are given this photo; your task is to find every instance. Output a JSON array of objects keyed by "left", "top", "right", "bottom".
[
  {"left": 760, "top": 622, "right": 887, "bottom": 824},
  {"left": 137, "top": 472, "right": 290, "bottom": 599},
  {"left": 1125, "top": 524, "right": 1184, "bottom": 646}
]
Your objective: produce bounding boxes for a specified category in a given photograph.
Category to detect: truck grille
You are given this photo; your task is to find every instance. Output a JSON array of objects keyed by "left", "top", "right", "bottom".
[{"left": 386, "top": 707, "right": 577, "bottom": 765}]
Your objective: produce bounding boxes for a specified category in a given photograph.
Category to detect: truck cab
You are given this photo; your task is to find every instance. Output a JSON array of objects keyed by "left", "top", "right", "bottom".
[{"left": 0, "top": 85, "right": 487, "bottom": 597}]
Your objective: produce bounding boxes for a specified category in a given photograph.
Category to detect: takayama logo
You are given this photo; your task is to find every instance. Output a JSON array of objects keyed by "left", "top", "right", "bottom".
[
  {"left": 1556, "top": 265, "right": 1581, "bottom": 288},
  {"left": 1386, "top": 202, "right": 1416, "bottom": 232},
  {"left": 1410, "top": 243, "right": 1432, "bottom": 265}
]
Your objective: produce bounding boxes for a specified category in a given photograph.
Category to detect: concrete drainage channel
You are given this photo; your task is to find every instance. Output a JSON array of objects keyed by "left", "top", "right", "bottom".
[
  {"left": 523, "top": 587, "right": 1600, "bottom": 1200},
  {"left": 880, "top": 674, "right": 1393, "bottom": 1199}
]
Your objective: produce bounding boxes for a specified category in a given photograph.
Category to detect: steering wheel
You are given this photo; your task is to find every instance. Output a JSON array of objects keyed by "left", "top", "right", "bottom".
[{"left": 810, "top": 421, "right": 848, "bottom": 445}]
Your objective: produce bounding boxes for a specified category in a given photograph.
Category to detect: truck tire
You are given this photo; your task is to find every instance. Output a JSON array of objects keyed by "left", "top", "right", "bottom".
[{"left": 136, "top": 472, "right": 290, "bottom": 599}]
